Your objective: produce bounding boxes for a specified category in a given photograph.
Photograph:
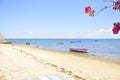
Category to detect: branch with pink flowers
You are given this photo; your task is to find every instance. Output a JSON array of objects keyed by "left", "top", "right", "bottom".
[{"left": 84, "top": 0, "right": 120, "bottom": 34}]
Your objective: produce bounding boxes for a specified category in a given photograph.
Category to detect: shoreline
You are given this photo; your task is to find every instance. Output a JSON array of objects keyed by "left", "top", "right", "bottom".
[
  {"left": 17, "top": 43, "right": 120, "bottom": 64},
  {"left": 5, "top": 38, "right": 120, "bottom": 63},
  {"left": 0, "top": 44, "right": 120, "bottom": 80}
]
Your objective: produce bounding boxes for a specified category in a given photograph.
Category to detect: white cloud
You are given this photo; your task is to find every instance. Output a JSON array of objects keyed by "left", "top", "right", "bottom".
[
  {"left": 4, "top": 28, "right": 120, "bottom": 39},
  {"left": 98, "top": 28, "right": 112, "bottom": 33}
]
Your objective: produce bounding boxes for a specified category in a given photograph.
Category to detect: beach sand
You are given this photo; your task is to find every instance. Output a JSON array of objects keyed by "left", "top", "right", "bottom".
[{"left": 0, "top": 44, "right": 120, "bottom": 80}]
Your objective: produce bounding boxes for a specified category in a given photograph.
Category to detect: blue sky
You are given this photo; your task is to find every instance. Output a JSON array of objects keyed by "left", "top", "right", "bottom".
[{"left": 0, "top": 0, "right": 120, "bottom": 39}]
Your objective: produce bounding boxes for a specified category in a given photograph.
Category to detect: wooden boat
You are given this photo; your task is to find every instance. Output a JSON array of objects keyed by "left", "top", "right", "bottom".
[{"left": 70, "top": 48, "right": 90, "bottom": 53}]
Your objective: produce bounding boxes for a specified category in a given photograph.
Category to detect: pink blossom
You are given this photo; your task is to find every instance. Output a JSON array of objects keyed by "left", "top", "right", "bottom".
[
  {"left": 112, "top": 22, "right": 120, "bottom": 34},
  {"left": 113, "top": 0, "right": 120, "bottom": 10},
  {"left": 85, "top": 6, "right": 91, "bottom": 13},
  {"left": 85, "top": 6, "right": 95, "bottom": 16}
]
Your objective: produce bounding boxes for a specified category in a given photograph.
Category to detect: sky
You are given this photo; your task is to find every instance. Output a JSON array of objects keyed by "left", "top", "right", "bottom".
[{"left": 0, "top": 0, "right": 120, "bottom": 39}]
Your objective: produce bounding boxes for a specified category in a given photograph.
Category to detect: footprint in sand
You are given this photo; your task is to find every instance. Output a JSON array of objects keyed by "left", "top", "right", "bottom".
[
  {"left": 65, "top": 71, "right": 73, "bottom": 75},
  {"left": 46, "top": 63, "right": 58, "bottom": 68},
  {"left": 73, "top": 75, "right": 85, "bottom": 80},
  {"left": 58, "top": 68, "right": 65, "bottom": 72},
  {"left": 0, "top": 76, "right": 6, "bottom": 80}
]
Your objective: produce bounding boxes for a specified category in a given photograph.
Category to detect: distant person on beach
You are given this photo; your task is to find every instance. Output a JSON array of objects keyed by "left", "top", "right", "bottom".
[{"left": 21, "top": 49, "right": 22, "bottom": 53}]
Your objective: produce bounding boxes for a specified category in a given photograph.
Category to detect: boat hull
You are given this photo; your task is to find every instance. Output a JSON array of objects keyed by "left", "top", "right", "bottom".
[{"left": 70, "top": 48, "right": 89, "bottom": 53}]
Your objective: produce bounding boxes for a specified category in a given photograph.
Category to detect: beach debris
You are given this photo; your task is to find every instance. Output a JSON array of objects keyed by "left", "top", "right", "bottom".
[{"left": 3, "top": 41, "right": 12, "bottom": 44}]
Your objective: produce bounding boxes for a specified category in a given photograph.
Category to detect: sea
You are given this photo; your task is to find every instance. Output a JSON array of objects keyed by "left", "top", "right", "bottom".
[{"left": 5, "top": 39, "right": 120, "bottom": 62}]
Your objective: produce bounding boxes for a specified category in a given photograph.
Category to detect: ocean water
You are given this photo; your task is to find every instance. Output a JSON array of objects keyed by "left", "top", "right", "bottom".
[{"left": 5, "top": 39, "right": 120, "bottom": 62}]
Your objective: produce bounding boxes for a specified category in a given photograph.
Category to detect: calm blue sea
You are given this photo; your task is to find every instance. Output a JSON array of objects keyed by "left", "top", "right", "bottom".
[{"left": 5, "top": 39, "right": 120, "bottom": 62}]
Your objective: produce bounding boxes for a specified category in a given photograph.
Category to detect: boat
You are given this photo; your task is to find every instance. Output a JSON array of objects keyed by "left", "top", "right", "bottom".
[
  {"left": 70, "top": 48, "right": 90, "bottom": 53},
  {"left": 57, "top": 42, "right": 64, "bottom": 44}
]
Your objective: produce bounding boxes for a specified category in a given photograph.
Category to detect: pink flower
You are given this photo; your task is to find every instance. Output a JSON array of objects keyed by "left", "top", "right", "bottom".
[
  {"left": 85, "top": 6, "right": 91, "bottom": 13},
  {"left": 112, "top": 26, "right": 119, "bottom": 34},
  {"left": 85, "top": 6, "right": 95, "bottom": 16},
  {"left": 113, "top": 0, "right": 120, "bottom": 10},
  {"left": 112, "top": 22, "right": 120, "bottom": 34},
  {"left": 115, "top": 0, "right": 120, "bottom": 5},
  {"left": 113, "top": 7, "right": 117, "bottom": 10}
]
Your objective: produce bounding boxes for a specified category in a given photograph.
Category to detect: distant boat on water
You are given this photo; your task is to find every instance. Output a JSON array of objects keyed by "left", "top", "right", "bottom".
[
  {"left": 70, "top": 48, "right": 90, "bottom": 53},
  {"left": 70, "top": 41, "right": 82, "bottom": 43},
  {"left": 94, "top": 40, "right": 99, "bottom": 42},
  {"left": 57, "top": 42, "right": 64, "bottom": 44},
  {"left": 70, "top": 41, "right": 76, "bottom": 43}
]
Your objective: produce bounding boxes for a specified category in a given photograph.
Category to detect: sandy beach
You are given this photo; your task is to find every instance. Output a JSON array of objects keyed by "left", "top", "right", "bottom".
[{"left": 0, "top": 44, "right": 120, "bottom": 80}]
